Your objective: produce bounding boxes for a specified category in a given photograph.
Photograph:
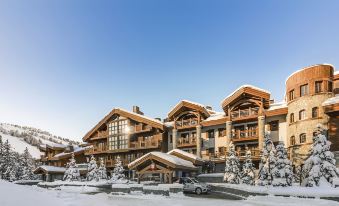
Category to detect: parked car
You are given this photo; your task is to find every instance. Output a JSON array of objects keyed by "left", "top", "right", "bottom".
[{"left": 179, "top": 177, "right": 210, "bottom": 195}]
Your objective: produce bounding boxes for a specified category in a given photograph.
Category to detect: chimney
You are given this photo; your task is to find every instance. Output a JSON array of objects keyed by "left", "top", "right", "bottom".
[
  {"left": 270, "top": 99, "right": 275, "bottom": 104},
  {"left": 132, "top": 106, "right": 144, "bottom": 115},
  {"left": 155, "top": 118, "right": 161, "bottom": 122}
]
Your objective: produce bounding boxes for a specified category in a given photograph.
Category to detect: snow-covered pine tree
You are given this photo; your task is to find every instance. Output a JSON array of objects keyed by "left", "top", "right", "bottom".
[
  {"left": 2, "top": 140, "right": 17, "bottom": 181},
  {"left": 241, "top": 149, "right": 255, "bottom": 185},
  {"left": 86, "top": 155, "right": 98, "bottom": 181},
  {"left": 0, "top": 135, "right": 4, "bottom": 179},
  {"left": 19, "top": 147, "right": 36, "bottom": 180},
  {"left": 97, "top": 157, "right": 108, "bottom": 180},
  {"left": 257, "top": 132, "right": 276, "bottom": 186},
  {"left": 303, "top": 125, "right": 339, "bottom": 187},
  {"left": 110, "top": 156, "right": 127, "bottom": 183},
  {"left": 272, "top": 142, "right": 293, "bottom": 187},
  {"left": 224, "top": 141, "right": 241, "bottom": 184},
  {"left": 63, "top": 153, "right": 80, "bottom": 181}
]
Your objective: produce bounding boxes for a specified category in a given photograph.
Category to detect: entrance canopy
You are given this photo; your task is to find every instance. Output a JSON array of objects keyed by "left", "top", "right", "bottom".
[
  {"left": 128, "top": 152, "right": 198, "bottom": 183},
  {"left": 167, "top": 149, "right": 204, "bottom": 166}
]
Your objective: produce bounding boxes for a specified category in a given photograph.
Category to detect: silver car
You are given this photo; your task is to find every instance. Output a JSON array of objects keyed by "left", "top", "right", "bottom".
[{"left": 179, "top": 177, "right": 210, "bottom": 195}]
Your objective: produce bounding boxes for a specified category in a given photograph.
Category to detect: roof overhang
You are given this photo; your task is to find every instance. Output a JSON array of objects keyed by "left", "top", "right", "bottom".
[
  {"left": 83, "top": 108, "right": 165, "bottom": 141},
  {"left": 221, "top": 85, "right": 271, "bottom": 112},
  {"left": 168, "top": 100, "right": 210, "bottom": 121}
]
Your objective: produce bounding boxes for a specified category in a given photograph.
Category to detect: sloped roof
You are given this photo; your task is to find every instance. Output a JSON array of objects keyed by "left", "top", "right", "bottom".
[
  {"left": 167, "top": 100, "right": 210, "bottom": 120},
  {"left": 221, "top": 85, "right": 271, "bottom": 111},
  {"left": 34, "top": 166, "right": 66, "bottom": 174},
  {"left": 128, "top": 152, "right": 197, "bottom": 171},
  {"left": 167, "top": 149, "right": 204, "bottom": 165},
  {"left": 83, "top": 108, "right": 165, "bottom": 141}
]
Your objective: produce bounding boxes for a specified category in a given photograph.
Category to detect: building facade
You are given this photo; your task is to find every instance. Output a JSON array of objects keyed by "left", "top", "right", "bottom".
[{"left": 80, "top": 64, "right": 339, "bottom": 174}]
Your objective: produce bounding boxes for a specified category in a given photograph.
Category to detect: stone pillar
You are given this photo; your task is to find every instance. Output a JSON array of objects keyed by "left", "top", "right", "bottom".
[
  {"left": 196, "top": 125, "right": 202, "bottom": 158},
  {"left": 258, "top": 115, "right": 265, "bottom": 150},
  {"left": 226, "top": 121, "right": 232, "bottom": 148},
  {"left": 172, "top": 128, "right": 177, "bottom": 149}
]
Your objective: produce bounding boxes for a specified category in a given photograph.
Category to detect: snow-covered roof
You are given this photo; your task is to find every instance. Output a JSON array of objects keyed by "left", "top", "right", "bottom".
[
  {"left": 221, "top": 84, "right": 271, "bottom": 105},
  {"left": 128, "top": 151, "right": 197, "bottom": 170},
  {"left": 164, "top": 121, "right": 174, "bottom": 128},
  {"left": 335, "top": 70, "right": 339, "bottom": 75},
  {"left": 53, "top": 146, "right": 88, "bottom": 158},
  {"left": 203, "top": 112, "right": 225, "bottom": 121},
  {"left": 167, "top": 149, "right": 204, "bottom": 163},
  {"left": 322, "top": 95, "right": 339, "bottom": 106},
  {"left": 34, "top": 165, "right": 66, "bottom": 173},
  {"left": 267, "top": 101, "right": 287, "bottom": 111},
  {"left": 168, "top": 100, "right": 206, "bottom": 116},
  {"left": 285, "top": 63, "right": 334, "bottom": 84},
  {"left": 116, "top": 108, "right": 163, "bottom": 124}
]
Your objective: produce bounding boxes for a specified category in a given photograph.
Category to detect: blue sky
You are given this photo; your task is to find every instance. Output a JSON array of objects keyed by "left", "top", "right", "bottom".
[{"left": 1, "top": 0, "right": 339, "bottom": 141}]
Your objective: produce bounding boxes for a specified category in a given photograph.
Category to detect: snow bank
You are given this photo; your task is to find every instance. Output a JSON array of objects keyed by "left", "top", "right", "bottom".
[{"left": 322, "top": 95, "right": 339, "bottom": 106}]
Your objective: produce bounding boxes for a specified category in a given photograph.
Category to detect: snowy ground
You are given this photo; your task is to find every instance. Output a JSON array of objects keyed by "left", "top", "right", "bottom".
[{"left": 1, "top": 181, "right": 339, "bottom": 206}]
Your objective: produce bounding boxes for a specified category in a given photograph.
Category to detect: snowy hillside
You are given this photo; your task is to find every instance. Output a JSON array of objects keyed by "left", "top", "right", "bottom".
[{"left": 0, "top": 123, "right": 80, "bottom": 159}]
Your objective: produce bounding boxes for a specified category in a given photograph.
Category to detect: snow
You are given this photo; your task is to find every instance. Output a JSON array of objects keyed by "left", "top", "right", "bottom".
[
  {"left": 35, "top": 165, "right": 66, "bottom": 173},
  {"left": 0, "top": 133, "right": 42, "bottom": 159},
  {"left": 168, "top": 100, "right": 208, "bottom": 116},
  {"left": 221, "top": 85, "right": 271, "bottom": 104},
  {"left": 198, "top": 173, "right": 224, "bottom": 178},
  {"left": 128, "top": 152, "right": 197, "bottom": 169},
  {"left": 268, "top": 101, "right": 287, "bottom": 111},
  {"left": 335, "top": 71, "right": 339, "bottom": 75},
  {"left": 322, "top": 95, "right": 339, "bottom": 106},
  {"left": 116, "top": 108, "right": 163, "bottom": 124},
  {"left": 167, "top": 149, "right": 204, "bottom": 162},
  {"left": 204, "top": 112, "right": 225, "bottom": 121},
  {"left": 1, "top": 180, "right": 339, "bottom": 206},
  {"left": 53, "top": 146, "right": 87, "bottom": 158}
]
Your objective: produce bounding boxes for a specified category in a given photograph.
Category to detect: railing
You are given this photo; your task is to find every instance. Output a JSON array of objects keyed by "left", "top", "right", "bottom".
[
  {"left": 129, "top": 139, "right": 161, "bottom": 149},
  {"left": 134, "top": 124, "right": 152, "bottom": 133},
  {"left": 175, "top": 118, "right": 198, "bottom": 128},
  {"left": 177, "top": 136, "right": 197, "bottom": 147},
  {"left": 92, "top": 131, "right": 108, "bottom": 140},
  {"left": 231, "top": 107, "right": 259, "bottom": 119},
  {"left": 232, "top": 128, "right": 258, "bottom": 140},
  {"left": 204, "top": 149, "right": 261, "bottom": 160},
  {"left": 105, "top": 158, "right": 131, "bottom": 167},
  {"left": 84, "top": 145, "right": 107, "bottom": 154}
]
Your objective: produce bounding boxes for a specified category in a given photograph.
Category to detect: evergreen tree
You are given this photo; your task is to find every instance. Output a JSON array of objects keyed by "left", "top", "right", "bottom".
[
  {"left": 224, "top": 142, "right": 241, "bottom": 184},
  {"left": 2, "top": 140, "right": 16, "bottom": 181},
  {"left": 272, "top": 142, "right": 293, "bottom": 187},
  {"left": 303, "top": 125, "right": 339, "bottom": 187},
  {"left": 97, "top": 158, "right": 108, "bottom": 180},
  {"left": 19, "top": 147, "right": 36, "bottom": 180},
  {"left": 109, "top": 156, "right": 127, "bottom": 183},
  {"left": 63, "top": 153, "right": 80, "bottom": 181},
  {"left": 241, "top": 149, "right": 255, "bottom": 185},
  {"left": 86, "top": 155, "right": 98, "bottom": 181},
  {"left": 0, "top": 135, "right": 4, "bottom": 179},
  {"left": 257, "top": 132, "right": 276, "bottom": 186}
]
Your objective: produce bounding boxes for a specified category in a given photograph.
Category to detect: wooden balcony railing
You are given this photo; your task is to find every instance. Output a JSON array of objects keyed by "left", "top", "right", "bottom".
[
  {"left": 175, "top": 118, "right": 198, "bottom": 128},
  {"left": 204, "top": 149, "right": 261, "bottom": 160},
  {"left": 105, "top": 158, "right": 131, "bottom": 167},
  {"left": 129, "top": 139, "right": 161, "bottom": 149},
  {"left": 84, "top": 146, "right": 107, "bottom": 155},
  {"left": 231, "top": 107, "right": 259, "bottom": 119},
  {"left": 134, "top": 124, "right": 152, "bottom": 133},
  {"left": 92, "top": 130, "right": 109, "bottom": 140},
  {"left": 232, "top": 128, "right": 258, "bottom": 140},
  {"left": 177, "top": 136, "right": 197, "bottom": 147}
]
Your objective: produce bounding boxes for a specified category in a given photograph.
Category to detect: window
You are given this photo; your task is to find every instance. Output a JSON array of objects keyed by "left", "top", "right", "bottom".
[
  {"left": 218, "top": 128, "right": 226, "bottom": 137},
  {"left": 300, "top": 84, "right": 308, "bottom": 97},
  {"left": 290, "top": 136, "right": 295, "bottom": 146},
  {"left": 299, "top": 110, "right": 306, "bottom": 120},
  {"left": 289, "top": 90, "right": 295, "bottom": 101},
  {"left": 315, "top": 81, "right": 323, "bottom": 93},
  {"left": 312, "top": 107, "right": 319, "bottom": 118},
  {"left": 269, "top": 121, "right": 279, "bottom": 131},
  {"left": 108, "top": 118, "right": 128, "bottom": 150},
  {"left": 300, "top": 133, "right": 306, "bottom": 143},
  {"left": 207, "top": 130, "right": 215, "bottom": 139},
  {"left": 169, "top": 135, "right": 173, "bottom": 143},
  {"left": 290, "top": 113, "right": 295, "bottom": 123}
]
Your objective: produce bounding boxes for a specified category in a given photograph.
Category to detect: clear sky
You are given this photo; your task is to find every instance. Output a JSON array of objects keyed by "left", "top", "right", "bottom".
[{"left": 1, "top": 0, "right": 339, "bottom": 141}]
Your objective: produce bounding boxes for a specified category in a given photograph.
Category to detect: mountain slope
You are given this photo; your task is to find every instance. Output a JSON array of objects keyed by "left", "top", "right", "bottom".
[{"left": 0, "top": 123, "right": 80, "bottom": 159}]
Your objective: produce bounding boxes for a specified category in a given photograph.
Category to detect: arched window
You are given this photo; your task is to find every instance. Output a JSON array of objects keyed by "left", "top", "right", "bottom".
[
  {"left": 299, "top": 110, "right": 306, "bottom": 120},
  {"left": 300, "top": 133, "right": 306, "bottom": 144},
  {"left": 312, "top": 107, "right": 319, "bottom": 118},
  {"left": 290, "top": 113, "right": 295, "bottom": 123},
  {"left": 290, "top": 136, "right": 295, "bottom": 146}
]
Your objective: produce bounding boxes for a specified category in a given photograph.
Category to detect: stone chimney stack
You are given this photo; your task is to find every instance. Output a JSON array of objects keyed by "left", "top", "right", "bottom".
[{"left": 132, "top": 106, "right": 144, "bottom": 115}]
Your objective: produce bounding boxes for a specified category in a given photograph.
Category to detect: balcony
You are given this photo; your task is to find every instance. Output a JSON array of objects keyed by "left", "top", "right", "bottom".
[
  {"left": 205, "top": 149, "right": 261, "bottom": 161},
  {"left": 231, "top": 107, "right": 259, "bottom": 120},
  {"left": 133, "top": 124, "right": 152, "bottom": 134},
  {"left": 91, "top": 130, "right": 108, "bottom": 140},
  {"left": 232, "top": 128, "right": 258, "bottom": 142},
  {"left": 177, "top": 136, "right": 197, "bottom": 148},
  {"left": 84, "top": 146, "right": 107, "bottom": 155},
  {"left": 175, "top": 118, "right": 198, "bottom": 129},
  {"left": 129, "top": 138, "right": 161, "bottom": 150},
  {"left": 105, "top": 158, "right": 131, "bottom": 168}
]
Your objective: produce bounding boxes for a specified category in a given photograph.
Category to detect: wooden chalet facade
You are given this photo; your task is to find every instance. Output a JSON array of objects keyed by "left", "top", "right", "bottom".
[{"left": 82, "top": 106, "right": 167, "bottom": 173}]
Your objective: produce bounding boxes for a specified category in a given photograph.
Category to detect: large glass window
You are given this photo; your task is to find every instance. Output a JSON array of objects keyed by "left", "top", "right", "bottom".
[
  {"left": 108, "top": 118, "right": 128, "bottom": 150},
  {"left": 300, "top": 84, "right": 309, "bottom": 97}
]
